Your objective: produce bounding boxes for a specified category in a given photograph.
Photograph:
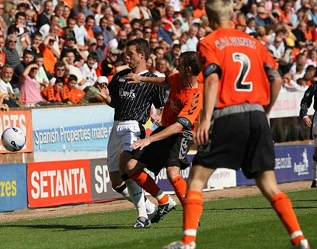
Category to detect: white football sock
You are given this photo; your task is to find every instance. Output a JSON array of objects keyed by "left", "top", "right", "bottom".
[
  {"left": 117, "top": 185, "right": 132, "bottom": 202},
  {"left": 125, "top": 178, "right": 148, "bottom": 218}
]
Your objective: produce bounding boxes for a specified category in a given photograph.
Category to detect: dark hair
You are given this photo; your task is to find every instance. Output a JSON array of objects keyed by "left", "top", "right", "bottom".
[
  {"left": 23, "top": 49, "right": 35, "bottom": 57},
  {"left": 88, "top": 51, "right": 98, "bottom": 61},
  {"left": 131, "top": 18, "right": 143, "bottom": 27},
  {"left": 35, "top": 53, "right": 44, "bottom": 59},
  {"left": 180, "top": 51, "right": 200, "bottom": 76},
  {"left": 172, "top": 44, "right": 181, "bottom": 50},
  {"left": 67, "top": 17, "right": 76, "bottom": 24},
  {"left": 127, "top": 31, "right": 138, "bottom": 40},
  {"left": 306, "top": 65, "right": 316, "bottom": 72},
  {"left": 55, "top": 77, "right": 65, "bottom": 84},
  {"left": 86, "top": 15, "right": 95, "bottom": 22},
  {"left": 94, "top": 31, "right": 103, "bottom": 38},
  {"left": 126, "top": 38, "right": 151, "bottom": 60},
  {"left": 54, "top": 60, "right": 65, "bottom": 70},
  {"left": 99, "top": 16, "right": 107, "bottom": 24},
  {"left": 15, "top": 11, "right": 26, "bottom": 20},
  {"left": 32, "top": 31, "right": 42, "bottom": 39},
  {"left": 7, "top": 25, "right": 19, "bottom": 35},
  {"left": 50, "top": 14, "right": 60, "bottom": 21},
  {"left": 143, "top": 27, "right": 152, "bottom": 33},
  {"left": 68, "top": 74, "right": 78, "bottom": 82},
  {"left": 154, "top": 46, "right": 164, "bottom": 54}
]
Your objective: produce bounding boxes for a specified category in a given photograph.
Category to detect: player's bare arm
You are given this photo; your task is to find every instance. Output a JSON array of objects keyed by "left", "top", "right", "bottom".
[
  {"left": 130, "top": 122, "right": 183, "bottom": 150},
  {"left": 263, "top": 64, "right": 282, "bottom": 116},
  {"left": 194, "top": 73, "right": 219, "bottom": 146},
  {"left": 125, "top": 73, "right": 170, "bottom": 88}
]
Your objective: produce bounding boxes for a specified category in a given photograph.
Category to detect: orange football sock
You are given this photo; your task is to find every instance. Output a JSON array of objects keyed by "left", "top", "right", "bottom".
[
  {"left": 169, "top": 176, "right": 187, "bottom": 205},
  {"left": 271, "top": 192, "right": 305, "bottom": 245},
  {"left": 130, "top": 170, "right": 169, "bottom": 204},
  {"left": 181, "top": 190, "right": 203, "bottom": 244}
]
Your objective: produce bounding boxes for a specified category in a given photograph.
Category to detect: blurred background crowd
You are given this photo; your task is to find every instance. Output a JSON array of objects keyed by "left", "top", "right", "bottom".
[{"left": 0, "top": 0, "right": 316, "bottom": 107}]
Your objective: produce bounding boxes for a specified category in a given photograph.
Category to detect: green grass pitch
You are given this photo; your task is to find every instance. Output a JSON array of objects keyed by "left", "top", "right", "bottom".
[{"left": 0, "top": 189, "right": 315, "bottom": 249}]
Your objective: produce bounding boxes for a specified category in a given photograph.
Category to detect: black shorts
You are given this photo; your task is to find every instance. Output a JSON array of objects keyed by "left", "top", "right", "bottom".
[
  {"left": 193, "top": 104, "right": 275, "bottom": 179},
  {"left": 132, "top": 126, "right": 193, "bottom": 175}
]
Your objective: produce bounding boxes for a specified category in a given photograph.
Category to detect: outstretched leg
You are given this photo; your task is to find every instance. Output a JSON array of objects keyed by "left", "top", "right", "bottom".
[{"left": 127, "top": 159, "right": 176, "bottom": 223}]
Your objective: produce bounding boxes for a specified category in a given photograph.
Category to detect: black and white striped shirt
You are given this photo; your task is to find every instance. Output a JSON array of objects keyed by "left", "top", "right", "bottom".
[{"left": 108, "top": 69, "right": 166, "bottom": 124}]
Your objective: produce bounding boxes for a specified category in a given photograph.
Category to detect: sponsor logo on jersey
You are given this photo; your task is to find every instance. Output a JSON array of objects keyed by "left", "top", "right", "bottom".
[{"left": 119, "top": 88, "right": 136, "bottom": 99}]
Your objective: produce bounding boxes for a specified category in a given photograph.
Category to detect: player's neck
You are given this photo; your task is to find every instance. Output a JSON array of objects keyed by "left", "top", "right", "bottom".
[
  {"left": 217, "top": 20, "right": 232, "bottom": 29},
  {"left": 184, "top": 76, "right": 198, "bottom": 88},
  {"left": 131, "top": 64, "right": 147, "bottom": 74}
]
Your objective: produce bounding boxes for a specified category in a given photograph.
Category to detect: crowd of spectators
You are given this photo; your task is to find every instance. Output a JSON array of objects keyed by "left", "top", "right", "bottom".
[{"left": 0, "top": 0, "right": 316, "bottom": 108}]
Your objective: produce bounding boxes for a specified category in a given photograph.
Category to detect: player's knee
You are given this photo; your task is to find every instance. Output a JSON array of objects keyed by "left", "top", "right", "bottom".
[
  {"left": 109, "top": 171, "right": 124, "bottom": 188},
  {"left": 126, "top": 159, "right": 138, "bottom": 175},
  {"left": 166, "top": 166, "right": 180, "bottom": 180}
]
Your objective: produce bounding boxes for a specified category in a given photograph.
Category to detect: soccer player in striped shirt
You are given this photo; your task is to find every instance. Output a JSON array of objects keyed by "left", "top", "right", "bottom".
[{"left": 98, "top": 38, "right": 176, "bottom": 228}]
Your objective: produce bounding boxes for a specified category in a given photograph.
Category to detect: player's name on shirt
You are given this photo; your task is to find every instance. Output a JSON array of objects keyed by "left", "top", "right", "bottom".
[{"left": 215, "top": 36, "right": 256, "bottom": 50}]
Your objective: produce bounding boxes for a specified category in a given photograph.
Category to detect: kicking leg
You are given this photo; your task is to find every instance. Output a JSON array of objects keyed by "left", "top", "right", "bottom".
[
  {"left": 120, "top": 151, "right": 155, "bottom": 227},
  {"left": 127, "top": 159, "right": 176, "bottom": 223}
]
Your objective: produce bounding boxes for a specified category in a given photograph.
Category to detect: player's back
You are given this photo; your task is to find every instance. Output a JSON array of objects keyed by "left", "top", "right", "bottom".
[{"left": 198, "top": 28, "right": 277, "bottom": 109}]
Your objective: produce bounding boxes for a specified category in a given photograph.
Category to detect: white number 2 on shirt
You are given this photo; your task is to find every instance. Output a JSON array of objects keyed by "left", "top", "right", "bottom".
[{"left": 232, "top": 52, "right": 253, "bottom": 92}]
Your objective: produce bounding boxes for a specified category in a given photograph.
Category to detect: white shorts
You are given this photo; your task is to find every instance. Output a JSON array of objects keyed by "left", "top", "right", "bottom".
[
  {"left": 107, "top": 120, "right": 144, "bottom": 172},
  {"left": 313, "top": 113, "right": 317, "bottom": 147}
]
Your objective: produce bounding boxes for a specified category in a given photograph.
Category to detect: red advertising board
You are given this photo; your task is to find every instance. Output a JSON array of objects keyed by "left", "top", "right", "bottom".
[
  {"left": 27, "top": 160, "right": 92, "bottom": 208},
  {"left": 0, "top": 110, "right": 33, "bottom": 153}
]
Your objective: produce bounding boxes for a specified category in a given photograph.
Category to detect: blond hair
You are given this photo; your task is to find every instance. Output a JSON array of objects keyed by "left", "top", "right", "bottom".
[{"left": 205, "top": 0, "right": 233, "bottom": 24}]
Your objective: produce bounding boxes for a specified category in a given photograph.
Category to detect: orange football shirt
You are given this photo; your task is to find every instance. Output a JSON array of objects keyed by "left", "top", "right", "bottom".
[
  {"left": 197, "top": 28, "right": 278, "bottom": 108},
  {"left": 161, "top": 72, "right": 203, "bottom": 131}
]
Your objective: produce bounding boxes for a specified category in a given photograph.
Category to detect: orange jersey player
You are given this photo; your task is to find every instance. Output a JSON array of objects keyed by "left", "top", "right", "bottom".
[
  {"left": 124, "top": 51, "right": 203, "bottom": 224},
  {"left": 161, "top": 73, "right": 202, "bottom": 132},
  {"left": 197, "top": 28, "right": 278, "bottom": 108}
]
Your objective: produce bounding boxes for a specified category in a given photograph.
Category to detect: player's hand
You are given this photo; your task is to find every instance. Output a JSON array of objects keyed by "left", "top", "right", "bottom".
[
  {"left": 96, "top": 85, "right": 110, "bottom": 99},
  {"left": 130, "top": 137, "right": 151, "bottom": 150},
  {"left": 194, "top": 119, "right": 211, "bottom": 145},
  {"left": 125, "top": 73, "right": 141, "bottom": 84},
  {"left": 303, "top": 116, "right": 312, "bottom": 127},
  {"left": 151, "top": 114, "right": 162, "bottom": 126}
]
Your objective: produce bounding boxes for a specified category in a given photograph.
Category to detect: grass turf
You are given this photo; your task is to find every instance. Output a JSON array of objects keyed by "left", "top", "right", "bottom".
[{"left": 0, "top": 189, "right": 315, "bottom": 249}]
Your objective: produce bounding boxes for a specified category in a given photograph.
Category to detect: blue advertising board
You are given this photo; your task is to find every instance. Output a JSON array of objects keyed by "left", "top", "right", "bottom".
[
  {"left": 32, "top": 106, "right": 114, "bottom": 162},
  {"left": 0, "top": 163, "right": 27, "bottom": 212},
  {"left": 237, "top": 144, "right": 314, "bottom": 186}
]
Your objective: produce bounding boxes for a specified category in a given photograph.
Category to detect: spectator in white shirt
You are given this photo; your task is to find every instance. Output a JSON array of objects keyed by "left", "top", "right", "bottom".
[
  {"left": 184, "top": 23, "right": 199, "bottom": 52},
  {"left": 74, "top": 12, "right": 89, "bottom": 49},
  {"left": 0, "top": 64, "right": 15, "bottom": 95},
  {"left": 79, "top": 51, "right": 98, "bottom": 90}
]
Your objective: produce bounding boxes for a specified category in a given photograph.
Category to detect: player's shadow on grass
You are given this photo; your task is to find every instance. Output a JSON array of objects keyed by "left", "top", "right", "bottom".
[
  {"left": 0, "top": 224, "right": 137, "bottom": 230},
  {"left": 203, "top": 205, "right": 316, "bottom": 211}
]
